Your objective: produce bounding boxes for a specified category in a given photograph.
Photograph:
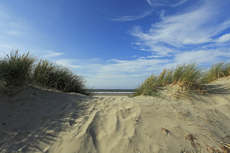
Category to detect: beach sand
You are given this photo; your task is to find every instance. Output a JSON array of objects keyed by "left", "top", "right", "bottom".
[{"left": 1, "top": 77, "right": 230, "bottom": 153}]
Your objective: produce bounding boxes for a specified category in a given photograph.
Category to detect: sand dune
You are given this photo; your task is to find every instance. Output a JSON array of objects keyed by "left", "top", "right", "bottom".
[{"left": 1, "top": 77, "right": 230, "bottom": 153}]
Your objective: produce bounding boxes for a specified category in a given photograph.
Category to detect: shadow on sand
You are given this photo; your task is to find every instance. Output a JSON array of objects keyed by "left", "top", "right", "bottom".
[{"left": 0, "top": 85, "right": 94, "bottom": 152}]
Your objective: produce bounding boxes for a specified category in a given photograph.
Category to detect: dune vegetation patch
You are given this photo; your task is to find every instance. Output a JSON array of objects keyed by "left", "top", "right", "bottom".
[
  {"left": 134, "top": 61, "right": 230, "bottom": 98},
  {"left": 0, "top": 51, "right": 35, "bottom": 87},
  {"left": 33, "top": 59, "right": 90, "bottom": 95},
  {"left": 0, "top": 51, "right": 91, "bottom": 96}
]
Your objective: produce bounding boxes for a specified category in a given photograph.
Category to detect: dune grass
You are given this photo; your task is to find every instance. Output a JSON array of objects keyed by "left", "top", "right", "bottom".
[
  {"left": 200, "top": 61, "right": 230, "bottom": 84},
  {"left": 33, "top": 59, "right": 90, "bottom": 95},
  {"left": 0, "top": 50, "right": 35, "bottom": 87},
  {"left": 134, "top": 61, "right": 230, "bottom": 98},
  {"left": 133, "top": 75, "right": 158, "bottom": 96},
  {"left": 0, "top": 51, "right": 91, "bottom": 96}
]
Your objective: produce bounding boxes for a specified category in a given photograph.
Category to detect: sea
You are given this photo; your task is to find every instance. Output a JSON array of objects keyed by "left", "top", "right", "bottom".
[{"left": 91, "top": 89, "right": 135, "bottom": 96}]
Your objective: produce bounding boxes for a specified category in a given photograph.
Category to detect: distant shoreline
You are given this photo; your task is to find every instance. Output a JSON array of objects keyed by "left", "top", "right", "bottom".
[
  {"left": 92, "top": 93, "right": 133, "bottom": 97},
  {"left": 91, "top": 89, "right": 135, "bottom": 96}
]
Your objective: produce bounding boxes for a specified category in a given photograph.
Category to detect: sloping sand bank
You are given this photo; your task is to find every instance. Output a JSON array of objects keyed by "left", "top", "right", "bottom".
[{"left": 1, "top": 78, "right": 230, "bottom": 153}]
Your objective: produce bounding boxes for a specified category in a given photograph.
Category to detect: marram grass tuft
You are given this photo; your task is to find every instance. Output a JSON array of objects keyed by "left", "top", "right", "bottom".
[
  {"left": 0, "top": 51, "right": 91, "bottom": 96},
  {"left": 133, "top": 62, "right": 213, "bottom": 98},
  {"left": 0, "top": 50, "right": 35, "bottom": 87}
]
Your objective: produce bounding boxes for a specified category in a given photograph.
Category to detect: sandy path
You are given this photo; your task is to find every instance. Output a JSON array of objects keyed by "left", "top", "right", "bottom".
[
  {"left": 48, "top": 96, "right": 141, "bottom": 153},
  {"left": 47, "top": 94, "right": 230, "bottom": 153}
]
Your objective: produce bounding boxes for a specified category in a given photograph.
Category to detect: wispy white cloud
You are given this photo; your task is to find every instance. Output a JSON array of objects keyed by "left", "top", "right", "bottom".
[
  {"left": 0, "top": 10, "right": 32, "bottom": 39},
  {"left": 146, "top": 0, "right": 188, "bottom": 7},
  {"left": 146, "top": 0, "right": 152, "bottom": 5},
  {"left": 42, "top": 50, "right": 64, "bottom": 58},
  {"left": 55, "top": 59, "right": 85, "bottom": 69},
  {"left": 111, "top": 0, "right": 188, "bottom": 22},
  {"left": 174, "top": 49, "right": 230, "bottom": 64},
  {"left": 172, "top": 0, "right": 188, "bottom": 7},
  {"left": 111, "top": 10, "right": 154, "bottom": 22},
  {"left": 146, "top": 0, "right": 165, "bottom": 6},
  {"left": 54, "top": 58, "right": 102, "bottom": 71},
  {"left": 132, "top": 55, "right": 137, "bottom": 58},
  {"left": 55, "top": 56, "right": 170, "bottom": 75},
  {"left": 147, "top": 55, "right": 161, "bottom": 58},
  {"left": 106, "top": 59, "right": 119, "bottom": 63},
  {"left": 131, "top": 0, "right": 230, "bottom": 56}
]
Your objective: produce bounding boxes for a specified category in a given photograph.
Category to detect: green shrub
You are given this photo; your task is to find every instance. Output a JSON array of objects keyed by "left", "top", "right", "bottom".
[{"left": 0, "top": 51, "right": 35, "bottom": 87}]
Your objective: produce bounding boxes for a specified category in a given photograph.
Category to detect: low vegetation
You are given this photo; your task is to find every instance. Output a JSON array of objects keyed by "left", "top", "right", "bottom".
[
  {"left": 200, "top": 62, "right": 230, "bottom": 84},
  {"left": 0, "top": 51, "right": 90, "bottom": 95},
  {"left": 134, "top": 61, "right": 230, "bottom": 98},
  {"left": 33, "top": 59, "right": 89, "bottom": 94},
  {"left": 0, "top": 51, "right": 35, "bottom": 87}
]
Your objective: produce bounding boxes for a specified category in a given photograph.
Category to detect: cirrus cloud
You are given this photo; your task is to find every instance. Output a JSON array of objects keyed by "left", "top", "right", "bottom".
[{"left": 131, "top": 0, "right": 230, "bottom": 56}]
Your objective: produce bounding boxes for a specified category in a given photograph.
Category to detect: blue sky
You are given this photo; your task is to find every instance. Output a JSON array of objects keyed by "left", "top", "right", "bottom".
[{"left": 0, "top": 0, "right": 230, "bottom": 89}]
